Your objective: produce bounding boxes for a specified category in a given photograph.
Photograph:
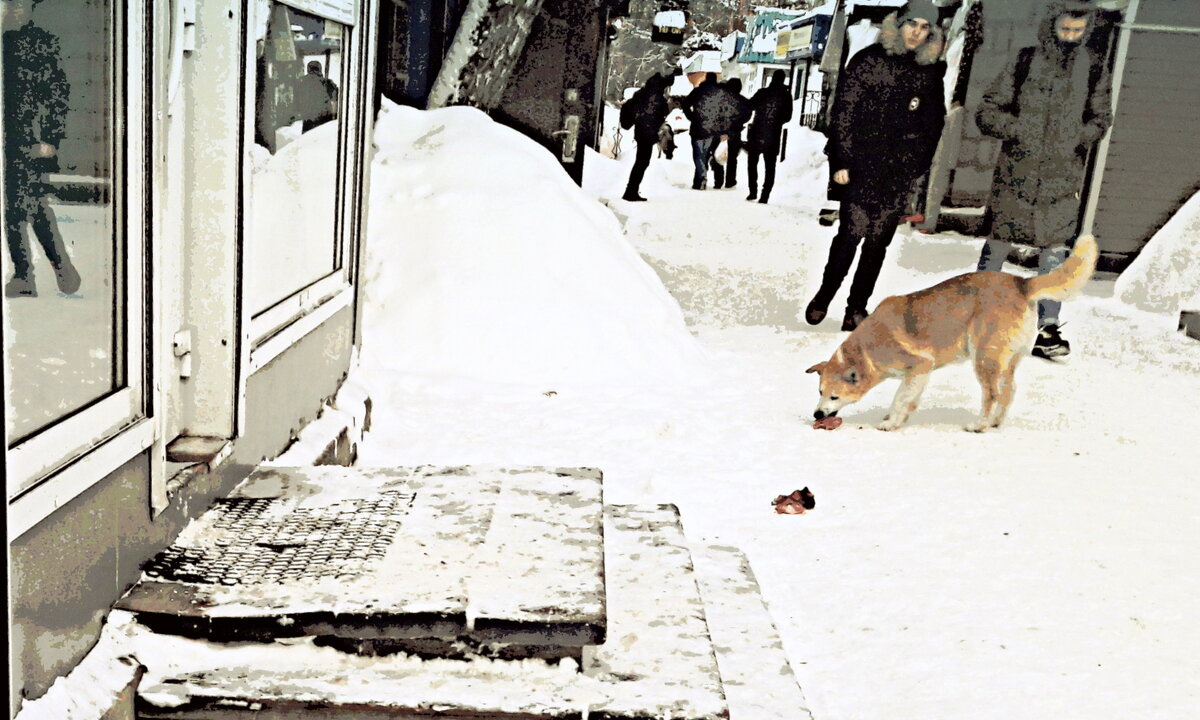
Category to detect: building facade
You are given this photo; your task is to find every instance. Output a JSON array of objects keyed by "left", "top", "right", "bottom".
[{"left": 4, "top": 0, "right": 380, "bottom": 710}]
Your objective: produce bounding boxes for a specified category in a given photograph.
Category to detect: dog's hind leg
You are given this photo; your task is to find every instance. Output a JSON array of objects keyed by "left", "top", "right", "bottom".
[
  {"left": 879, "top": 372, "right": 930, "bottom": 431},
  {"left": 969, "top": 352, "right": 1022, "bottom": 431}
]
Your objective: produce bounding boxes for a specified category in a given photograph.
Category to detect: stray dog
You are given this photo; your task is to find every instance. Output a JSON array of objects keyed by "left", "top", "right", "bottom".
[
  {"left": 657, "top": 122, "right": 678, "bottom": 159},
  {"left": 805, "top": 235, "right": 1098, "bottom": 432}
]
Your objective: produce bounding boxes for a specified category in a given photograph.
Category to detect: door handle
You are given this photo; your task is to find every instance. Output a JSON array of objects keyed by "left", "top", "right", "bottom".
[{"left": 554, "top": 115, "right": 580, "bottom": 163}]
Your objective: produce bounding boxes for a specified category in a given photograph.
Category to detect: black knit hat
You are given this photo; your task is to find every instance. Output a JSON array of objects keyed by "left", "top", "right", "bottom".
[{"left": 899, "top": 0, "right": 939, "bottom": 23}]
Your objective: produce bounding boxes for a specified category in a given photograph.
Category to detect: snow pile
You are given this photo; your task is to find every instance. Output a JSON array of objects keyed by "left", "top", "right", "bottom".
[
  {"left": 360, "top": 101, "right": 709, "bottom": 388},
  {"left": 1114, "top": 189, "right": 1200, "bottom": 315},
  {"left": 12, "top": 613, "right": 142, "bottom": 719}
]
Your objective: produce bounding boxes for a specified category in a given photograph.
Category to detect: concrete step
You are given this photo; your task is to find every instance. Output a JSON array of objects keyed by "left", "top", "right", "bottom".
[
  {"left": 116, "top": 465, "right": 607, "bottom": 661},
  {"left": 689, "top": 543, "right": 814, "bottom": 720},
  {"left": 132, "top": 504, "right": 729, "bottom": 720}
]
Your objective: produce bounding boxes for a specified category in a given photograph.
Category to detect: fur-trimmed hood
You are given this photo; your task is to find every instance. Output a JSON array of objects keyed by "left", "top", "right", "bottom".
[
  {"left": 879, "top": 11, "right": 945, "bottom": 66},
  {"left": 1037, "top": 0, "right": 1098, "bottom": 53}
]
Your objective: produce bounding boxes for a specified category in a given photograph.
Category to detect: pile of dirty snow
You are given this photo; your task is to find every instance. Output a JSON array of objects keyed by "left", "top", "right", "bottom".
[
  {"left": 1114, "top": 189, "right": 1200, "bottom": 315},
  {"left": 359, "top": 101, "right": 709, "bottom": 388}
]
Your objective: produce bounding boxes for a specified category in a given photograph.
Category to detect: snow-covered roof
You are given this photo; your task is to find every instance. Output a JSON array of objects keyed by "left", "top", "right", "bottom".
[
  {"left": 682, "top": 50, "right": 724, "bottom": 75},
  {"left": 791, "top": 1, "right": 836, "bottom": 25},
  {"left": 653, "top": 10, "right": 687, "bottom": 28}
]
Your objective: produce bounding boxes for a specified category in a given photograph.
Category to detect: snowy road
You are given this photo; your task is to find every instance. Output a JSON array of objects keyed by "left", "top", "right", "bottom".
[{"left": 356, "top": 105, "right": 1200, "bottom": 719}]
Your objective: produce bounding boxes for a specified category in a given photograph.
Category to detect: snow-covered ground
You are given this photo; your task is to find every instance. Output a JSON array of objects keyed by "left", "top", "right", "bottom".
[{"left": 353, "top": 102, "right": 1200, "bottom": 719}]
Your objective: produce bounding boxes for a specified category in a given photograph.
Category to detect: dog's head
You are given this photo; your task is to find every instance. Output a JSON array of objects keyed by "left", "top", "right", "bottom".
[{"left": 805, "top": 340, "right": 882, "bottom": 420}]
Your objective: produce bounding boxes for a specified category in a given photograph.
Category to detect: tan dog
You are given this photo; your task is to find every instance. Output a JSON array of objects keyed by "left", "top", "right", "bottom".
[{"left": 806, "top": 235, "right": 1098, "bottom": 432}]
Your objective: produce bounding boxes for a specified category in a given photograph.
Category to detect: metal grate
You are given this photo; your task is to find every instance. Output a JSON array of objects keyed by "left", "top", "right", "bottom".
[{"left": 144, "top": 491, "right": 415, "bottom": 586}]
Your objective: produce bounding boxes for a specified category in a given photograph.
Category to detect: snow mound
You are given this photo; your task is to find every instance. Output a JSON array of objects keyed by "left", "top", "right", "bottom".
[
  {"left": 360, "top": 101, "right": 710, "bottom": 388},
  {"left": 1114, "top": 189, "right": 1200, "bottom": 314}
]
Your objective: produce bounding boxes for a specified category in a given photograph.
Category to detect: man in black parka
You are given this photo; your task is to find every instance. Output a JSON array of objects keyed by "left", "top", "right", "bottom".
[
  {"left": 745, "top": 69, "right": 793, "bottom": 204},
  {"left": 975, "top": 1, "right": 1111, "bottom": 359},
  {"left": 708, "top": 76, "right": 750, "bottom": 190},
  {"left": 621, "top": 71, "right": 673, "bottom": 202},
  {"left": 4, "top": 0, "right": 79, "bottom": 298},
  {"left": 805, "top": 0, "right": 946, "bottom": 331}
]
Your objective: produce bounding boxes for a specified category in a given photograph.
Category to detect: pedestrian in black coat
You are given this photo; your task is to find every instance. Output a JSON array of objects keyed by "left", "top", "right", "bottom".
[
  {"left": 621, "top": 72, "right": 673, "bottom": 201},
  {"left": 974, "top": 1, "right": 1111, "bottom": 359},
  {"left": 745, "top": 69, "right": 793, "bottom": 204},
  {"left": 806, "top": 0, "right": 946, "bottom": 331},
  {"left": 4, "top": 0, "right": 79, "bottom": 298},
  {"left": 708, "top": 77, "right": 750, "bottom": 189},
  {"left": 682, "top": 72, "right": 721, "bottom": 189}
]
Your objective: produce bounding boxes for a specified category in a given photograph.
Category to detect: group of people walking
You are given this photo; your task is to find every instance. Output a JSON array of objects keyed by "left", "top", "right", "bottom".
[
  {"left": 622, "top": 0, "right": 1110, "bottom": 360},
  {"left": 621, "top": 67, "right": 792, "bottom": 205}
]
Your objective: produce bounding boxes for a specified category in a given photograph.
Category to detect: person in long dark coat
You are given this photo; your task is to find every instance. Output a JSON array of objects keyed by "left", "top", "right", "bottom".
[
  {"left": 708, "top": 77, "right": 750, "bottom": 190},
  {"left": 975, "top": 1, "right": 1111, "bottom": 359},
  {"left": 805, "top": 0, "right": 946, "bottom": 331},
  {"left": 682, "top": 72, "right": 721, "bottom": 190},
  {"left": 620, "top": 71, "right": 673, "bottom": 201},
  {"left": 4, "top": 0, "right": 78, "bottom": 298},
  {"left": 745, "top": 69, "right": 793, "bottom": 204}
]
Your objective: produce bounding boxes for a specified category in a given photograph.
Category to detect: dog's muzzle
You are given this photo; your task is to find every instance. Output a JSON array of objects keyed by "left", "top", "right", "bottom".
[{"left": 813, "top": 409, "right": 838, "bottom": 420}]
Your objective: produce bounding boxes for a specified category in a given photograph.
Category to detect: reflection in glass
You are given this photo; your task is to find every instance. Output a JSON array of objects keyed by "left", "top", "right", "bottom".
[
  {"left": 248, "top": 1, "right": 343, "bottom": 315},
  {"left": 3, "top": 0, "right": 122, "bottom": 443}
]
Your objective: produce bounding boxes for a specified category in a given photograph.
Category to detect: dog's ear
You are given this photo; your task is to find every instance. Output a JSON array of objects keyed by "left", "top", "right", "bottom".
[{"left": 805, "top": 362, "right": 825, "bottom": 375}]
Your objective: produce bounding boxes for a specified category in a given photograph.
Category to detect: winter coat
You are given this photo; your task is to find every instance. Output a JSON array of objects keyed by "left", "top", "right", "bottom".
[
  {"left": 3, "top": 23, "right": 69, "bottom": 220},
  {"left": 683, "top": 79, "right": 751, "bottom": 139},
  {"left": 976, "top": 4, "right": 1112, "bottom": 248},
  {"left": 826, "top": 12, "right": 946, "bottom": 214},
  {"left": 746, "top": 81, "right": 793, "bottom": 156},
  {"left": 623, "top": 74, "right": 672, "bottom": 143}
]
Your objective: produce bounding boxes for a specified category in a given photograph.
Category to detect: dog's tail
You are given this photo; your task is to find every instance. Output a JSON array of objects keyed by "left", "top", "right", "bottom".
[{"left": 1023, "top": 234, "right": 1099, "bottom": 302}]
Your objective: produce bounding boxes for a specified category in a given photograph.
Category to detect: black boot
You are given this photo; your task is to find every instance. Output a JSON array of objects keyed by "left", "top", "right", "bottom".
[
  {"left": 841, "top": 307, "right": 868, "bottom": 332},
  {"left": 746, "top": 186, "right": 757, "bottom": 201},
  {"left": 805, "top": 299, "right": 828, "bottom": 325}
]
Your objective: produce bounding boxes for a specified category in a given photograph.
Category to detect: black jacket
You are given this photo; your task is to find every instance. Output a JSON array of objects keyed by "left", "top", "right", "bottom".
[
  {"left": 3, "top": 23, "right": 70, "bottom": 219},
  {"left": 683, "top": 79, "right": 750, "bottom": 139},
  {"left": 827, "top": 13, "right": 946, "bottom": 213},
  {"left": 747, "top": 81, "right": 793, "bottom": 155},
  {"left": 623, "top": 73, "right": 672, "bottom": 143}
]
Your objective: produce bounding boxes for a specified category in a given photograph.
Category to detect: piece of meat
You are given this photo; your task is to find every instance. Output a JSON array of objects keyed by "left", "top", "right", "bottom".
[
  {"left": 772, "top": 487, "right": 816, "bottom": 514},
  {"left": 812, "top": 416, "right": 843, "bottom": 430}
]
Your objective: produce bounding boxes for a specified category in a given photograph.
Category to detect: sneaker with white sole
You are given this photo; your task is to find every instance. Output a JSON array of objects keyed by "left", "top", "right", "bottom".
[{"left": 1033, "top": 324, "right": 1070, "bottom": 359}]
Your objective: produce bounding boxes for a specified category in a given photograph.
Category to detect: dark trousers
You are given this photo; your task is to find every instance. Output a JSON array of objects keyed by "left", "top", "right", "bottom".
[
  {"left": 724, "top": 136, "right": 742, "bottom": 186},
  {"left": 813, "top": 201, "right": 901, "bottom": 313},
  {"left": 6, "top": 196, "right": 66, "bottom": 280},
  {"left": 691, "top": 136, "right": 713, "bottom": 188},
  {"left": 624, "top": 138, "right": 654, "bottom": 197},
  {"left": 746, "top": 149, "right": 778, "bottom": 197}
]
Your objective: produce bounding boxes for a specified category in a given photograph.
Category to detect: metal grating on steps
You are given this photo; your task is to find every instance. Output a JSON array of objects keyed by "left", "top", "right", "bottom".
[
  {"left": 116, "top": 466, "right": 607, "bottom": 657},
  {"left": 144, "top": 491, "right": 414, "bottom": 586}
]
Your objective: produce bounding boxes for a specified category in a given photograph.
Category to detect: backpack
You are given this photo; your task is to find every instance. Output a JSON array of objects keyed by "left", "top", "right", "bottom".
[{"left": 620, "top": 95, "right": 638, "bottom": 130}]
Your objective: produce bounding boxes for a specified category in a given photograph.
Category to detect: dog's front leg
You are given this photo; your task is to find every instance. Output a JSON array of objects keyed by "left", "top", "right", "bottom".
[{"left": 879, "top": 373, "right": 930, "bottom": 431}]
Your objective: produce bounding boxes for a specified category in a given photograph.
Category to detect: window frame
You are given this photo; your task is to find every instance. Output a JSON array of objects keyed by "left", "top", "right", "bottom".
[
  {"left": 243, "top": 0, "right": 364, "bottom": 355},
  {"left": 5, "top": 1, "right": 152, "bottom": 522}
]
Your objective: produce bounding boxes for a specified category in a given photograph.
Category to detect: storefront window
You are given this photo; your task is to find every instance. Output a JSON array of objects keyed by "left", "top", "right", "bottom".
[
  {"left": 3, "top": 0, "right": 125, "bottom": 445},
  {"left": 247, "top": 0, "right": 345, "bottom": 316}
]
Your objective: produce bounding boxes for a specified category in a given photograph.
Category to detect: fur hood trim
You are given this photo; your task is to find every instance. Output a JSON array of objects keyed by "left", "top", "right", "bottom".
[{"left": 879, "top": 11, "right": 945, "bottom": 66}]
